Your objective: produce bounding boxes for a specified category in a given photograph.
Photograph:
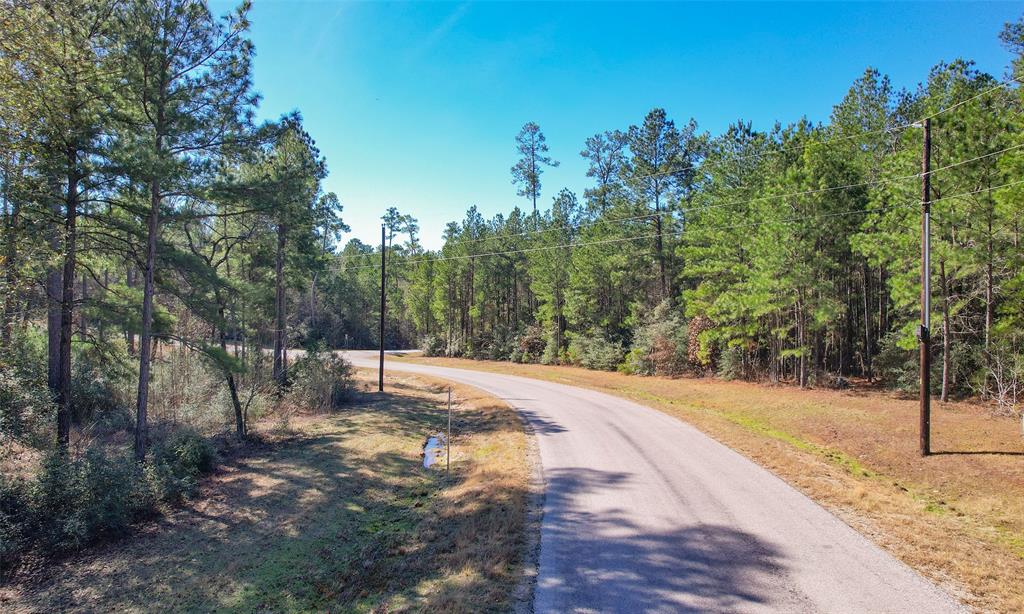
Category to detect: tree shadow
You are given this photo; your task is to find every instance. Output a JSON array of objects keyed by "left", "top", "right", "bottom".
[
  {"left": 929, "top": 450, "right": 1024, "bottom": 456},
  {"left": 535, "top": 467, "right": 793, "bottom": 612},
  {"left": 517, "top": 407, "right": 568, "bottom": 435}
]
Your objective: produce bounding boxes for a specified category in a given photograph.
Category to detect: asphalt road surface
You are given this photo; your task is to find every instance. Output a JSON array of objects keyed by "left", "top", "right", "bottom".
[{"left": 344, "top": 351, "right": 962, "bottom": 614}]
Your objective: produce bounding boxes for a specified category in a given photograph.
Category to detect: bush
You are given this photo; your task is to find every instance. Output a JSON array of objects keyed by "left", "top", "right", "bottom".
[
  {"left": 716, "top": 346, "right": 745, "bottom": 381},
  {"left": 1, "top": 435, "right": 218, "bottom": 574},
  {"left": 0, "top": 474, "right": 30, "bottom": 565},
  {"left": 421, "top": 334, "right": 447, "bottom": 357},
  {"left": 31, "top": 448, "right": 145, "bottom": 552},
  {"left": 70, "top": 339, "right": 135, "bottom": 428},
  {"left": 289, "top": 347, "right": 355, "bottom": 411},
  {"left": 514, "top": 326, "right": 546, "bottom": 364},
  {"left": 540, "top": 335, "right": 559, "bottom": 365},
  {"left": 567, "top": 333, "right": 623, "bottom": 371},
  {"left": 0, "top": 363, "right": 53, "bottom": 448},
  {"left": 875, "top": 332, "right": 918, "bottom": 393},
  {"left": 151, "top": 429, "right": 216, "bottom": 500},
  {"left": 149, "top": 347, "right": 225, "bottom": 433},
  {"left": 475, "top": 326, "right": 518, "bottom": 361},
  {"left": 947, "top": 340, "right": 983, "bottom": 398},
  {"left": 981, "top": 339, "right": 1023, "bottom": 419},
  {"left": 624, "top": 301, "right": 689, "bottom": 377}
]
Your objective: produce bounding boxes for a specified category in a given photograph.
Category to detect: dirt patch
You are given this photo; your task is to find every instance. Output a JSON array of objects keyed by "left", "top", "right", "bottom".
[
  {"left": 397, "top": 356, "right": 1024, "bottom": 613},
  {"left": 0, "top": 369, "right": 530, "bottom": 613}
]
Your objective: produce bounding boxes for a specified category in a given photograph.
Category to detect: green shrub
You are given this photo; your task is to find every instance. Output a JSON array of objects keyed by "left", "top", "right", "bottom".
[
  {"left": 716, "top": 346, "right": 745, "bottom": 381},
  {"left": 0, "top": 475, "right": 30, "bottom": 565},
  {"left": 289, "top": 347, "right": 355, "bottom": 411},
  {"left": 541, "top": 335, "right": 559, "bottom": 365},
  {"left": 31, "top": 448, "right": 142, "bottom": 552},
  {"left": 947, "top": 340, "right": 983, "bottom": 398},
  {"left": 0, "top": 363, "right": 53, "bottom": 447},
  {"left": 875, "top": 332, "right": 918, "bottom": 392},
  {"left": 568, "top": 333, "right": 623, "bottom": 371},
  {"left": 138, "top": 429, "right": 215, "bottom": 505},
  {"left": 70, "top": 339, "right": 135, "bottom": 428},
  {"left": 625, "top": 301, "right": 689, "bottom": 376},
  {"left": 2, "top": 433, "right": 217, "bottom": 573},
  {"left": 154, "top": 429, "right": 215, "bottom": 478},
  {"left": 473, "top": 326, "right": 518, "bottom": 361},
  {"left": 421, "top": 334, "right": 447, "bottom": 357}
]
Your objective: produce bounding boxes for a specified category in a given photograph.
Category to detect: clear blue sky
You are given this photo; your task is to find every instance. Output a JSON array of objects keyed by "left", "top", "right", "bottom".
[{"left": 219, "top": 1, "right": 1022, "bottom": 250}]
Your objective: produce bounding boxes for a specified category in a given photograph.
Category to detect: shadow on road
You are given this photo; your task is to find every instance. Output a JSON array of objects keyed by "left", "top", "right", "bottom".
[{"left": 537, "top": 467, "right": 794, "bottom": 612}]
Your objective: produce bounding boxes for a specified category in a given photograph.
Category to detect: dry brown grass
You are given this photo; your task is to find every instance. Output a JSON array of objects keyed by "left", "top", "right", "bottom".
[
  {"left": 397, "top": 355, "right": 1024, "bottom": 613},
  {"left": 1, "top": 369, "right": 530, "bottom": 613}
]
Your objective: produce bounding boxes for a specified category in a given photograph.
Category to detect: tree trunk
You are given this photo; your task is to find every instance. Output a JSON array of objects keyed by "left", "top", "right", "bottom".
[
  {"left": 99, "top": 269, "right": 108, "bottom": 342},
  {"left": 940, "top": 260, "right": 951, "bottom": 403},
  {"left": 79, "top": 271, "right": 88, "bottom": 340},
  {"left": 135, "top": 175, "right": 161, "bottom": 462},
  {"left": 126, "top": 265, "right": 136, "bottom": 354},
  {"left": 654, "top": 195, "right": 666, "bottom": 301},
  {"left": 796, "top": 296, "right": 808, "bottom": 389},
  {"left": 880, "top": 265, "right": 889, "bottom": 339},
  {"left": 57, "top": 154, "right": 79, "bottom": 450},
  {"left": 272, "top": 222, "right": 286, "bottom": 386},
  {"left": 46, "top": 197, "right": 62, "bottom": 410},
  {"left": 217, "top": 296, "right": 245, "bottom": 439},
  {"left": 862, "top": 262, "right": 873, "bottom": 382},
  {"left": 2, "top": 159, "right": 20, "bottom": 347}
]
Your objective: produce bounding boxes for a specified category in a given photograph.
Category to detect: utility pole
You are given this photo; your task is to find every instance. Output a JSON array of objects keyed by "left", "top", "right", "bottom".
[
  {"left": 379, "top": 223, "right": 386, "bottom": 392},
  {"left": 919, "top": 118, "right": 932, "bottom": 456}
]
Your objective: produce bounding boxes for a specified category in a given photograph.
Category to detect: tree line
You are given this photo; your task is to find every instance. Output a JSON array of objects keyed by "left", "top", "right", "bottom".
[
  {"left": 361, "top": 20, "right": 1024, "bottom": 413},
  {"left": 0, "top": 0, "right": 372, "bottom": 461}
]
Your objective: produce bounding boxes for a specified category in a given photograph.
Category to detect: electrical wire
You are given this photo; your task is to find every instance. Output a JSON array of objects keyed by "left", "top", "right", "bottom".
[
  {"left": 577, "top": 75, "right": 1021, "bottom": 185},
  {"left": 335, "top": 142, "right": 1024, "bottom": 267},
  {"left": 334, "top": 178, "right": 1024, "bottom": 273},
  {"left": 343, "top": 79, "right": 1022, "bottom": 256}
]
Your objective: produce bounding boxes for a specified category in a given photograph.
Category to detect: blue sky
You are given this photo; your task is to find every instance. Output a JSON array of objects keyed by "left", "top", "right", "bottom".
[{"left": 221, "top": 1, "right": 1022, "bottom": 250}]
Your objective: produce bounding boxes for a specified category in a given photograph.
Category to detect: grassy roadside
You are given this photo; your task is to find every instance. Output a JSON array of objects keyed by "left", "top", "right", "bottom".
[
  {"left": 1, "top": 369, "right": 530, "bottom": 613},
  {"left": 395, "top": 355, "right": 1024, "bottom": 613}
]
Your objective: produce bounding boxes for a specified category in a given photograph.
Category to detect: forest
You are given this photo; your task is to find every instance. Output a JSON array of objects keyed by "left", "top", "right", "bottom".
[
  {"left": 0, "top": 0, "right": 1022, "bottom": 578},
  {"left": 0, "top": 0, "right": 360, "bottom": 568},
  {"left": 363, "top": 22, "right": 1024, "bottom": 415}
]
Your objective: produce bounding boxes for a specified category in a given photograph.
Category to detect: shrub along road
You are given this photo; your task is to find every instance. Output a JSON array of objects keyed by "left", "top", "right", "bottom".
[
  {"left": 346, "top": 351, "right": 966, "bottom": 613},
  {"left": 2, "top": 370, "right": 530, "bottom": 612}
]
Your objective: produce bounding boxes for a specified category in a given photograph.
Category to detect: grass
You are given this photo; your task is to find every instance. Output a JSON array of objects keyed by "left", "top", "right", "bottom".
[
  {"left": 0, "top": 369, "right": 531, "bottom": 613},
  {"left": 395, "top": 355, "right": 1024, "bottom": 613}
]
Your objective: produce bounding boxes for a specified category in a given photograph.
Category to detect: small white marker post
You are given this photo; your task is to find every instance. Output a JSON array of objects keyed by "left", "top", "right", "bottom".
[{"left": 447, "top": 386, "right": 452, "bottom": 475}]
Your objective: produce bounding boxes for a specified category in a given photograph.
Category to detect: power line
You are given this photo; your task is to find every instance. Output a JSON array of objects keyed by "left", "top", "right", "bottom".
[
  {"left": 335, "top": 177, "right": 1024, "bottom": 273},
  {"left": 339, "top": 205, "right": 912, "bottom": 272},
  {"left": 588, "top": 75, "right": 1021, "bottom": 185},
  {"left": 336, "top": 142, "right": 1024, "bottom": 266},
  {"left": 345, "top": 79, "right": 1021, "bottom": 257},
  {"left": 918, "top": 76, "right": 1020, "bottom": 122}
]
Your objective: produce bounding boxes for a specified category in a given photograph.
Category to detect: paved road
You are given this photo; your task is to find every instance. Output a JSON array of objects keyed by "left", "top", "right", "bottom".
[{"left": 344, "top": 351, "right": 962, "bottom": 614}]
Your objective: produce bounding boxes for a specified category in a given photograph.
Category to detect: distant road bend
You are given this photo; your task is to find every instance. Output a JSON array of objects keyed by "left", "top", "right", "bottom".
[{"left": 344, "top": 351, "right": 962, "bottom": 613}]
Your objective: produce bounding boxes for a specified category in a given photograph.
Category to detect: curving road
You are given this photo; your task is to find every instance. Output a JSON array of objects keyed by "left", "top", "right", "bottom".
[{"left": 344, "top": 351, "right": 962, "bottom": 613}]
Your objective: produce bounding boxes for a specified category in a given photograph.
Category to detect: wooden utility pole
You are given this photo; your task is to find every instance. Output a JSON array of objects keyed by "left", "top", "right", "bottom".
[
  {"left": 920, "top": 118, "right": 932, "bottom": 457},
  {"left": 379, "top": 224, "right": 386, "bottom": 392}
]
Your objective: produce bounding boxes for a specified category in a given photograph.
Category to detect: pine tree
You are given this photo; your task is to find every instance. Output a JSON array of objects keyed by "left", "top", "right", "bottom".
[
  {"left": 511, "top": 122, "right": 559, "bottom": 217},
  {"left": 114, "top": 0, "right": 257, "bottom": 461}
]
